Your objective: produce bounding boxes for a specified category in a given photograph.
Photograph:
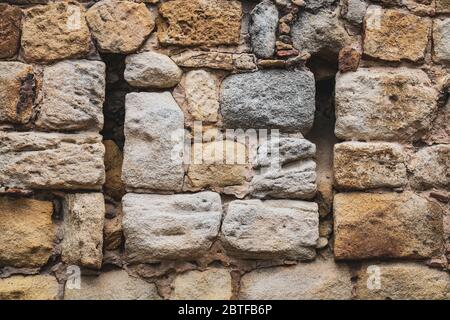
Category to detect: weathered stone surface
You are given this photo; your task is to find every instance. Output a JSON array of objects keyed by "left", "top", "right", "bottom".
[
  {"left": 0, "top": 197, "right": 54, "bottom": 268},
  {"left": 0, "top": 275, "right": 59, "bottom": 300},
  {"left": 222, "top": 199, "right": 319, "bottom": 260},
  {"left": 335, "top": 68, "right": 438, "bottom": 141},
  {"left": 171, "top": 268, "right": 232, "bottom": 300},
  {"left": 122, "top": 92, "right": 184, "bottom": 192},
  {"left": 338, "top": 46, "right": 360, "bottom": 73},
  {"left": 86, "top": 0, "right": 154, "bottom": 53},
  {"left": 36, "top": 60, "right": 105, "bottom": 132},
  {"left": 103, "top": 140, "right": 125, "bottom": 200},
  {"left": 341, "top": 0, "right": 367, "bottom": 25},
  {"left": 21, "top": 2, "right": 90, "bottom": 62},
  {"left": 220, "top": 70, "right": 315, "bottom": 133},
  {"left": 187, "top": 141, "right": 248, "bottom": 189},
  {"left": 250, "top": 0, "right": 278, "bottom": 58},
  {"left": 291, "top": 9, "right": 352, "bottom": 58},
  {"left": 158, "top": 0, "right": 242, "bottom": 46},
  {"left": 355, "top": 263, "right": 450, "bottom": 300},
  {"left": 334, "top": 192, "right": 443, "bottom": 260},
  {"left": 104, "top": 211, "right": 123, "bottom": 251},
  {"left": 255, "top": 137, "right": 316, "bottom": 167},
  {"left": 363, "top": 7, "right": 431, "bottom": 62},
  {"left": 123, "top": 192, "right": 222, "bottom": 262},
  {"left": 427, "top": 99, "right": 450, "bottom": 144},
  {"left": 124, "top": 52, "right": 182, "bottom": 89},
  {"left": 0, "top": 62, "right": 35, "bottom": 125},
  {"left": 240, "top": 259, "right": 352, "bottom": 300},
  {"left": 0, "top": 132, "right": 105, "bottom": 190},
  {"left": 436, "top": 0, "right": 450, "bottom": 13},
  {"left": 433, "top": 18, "right": 450, "bottom": 64},
  {"left": 171, "top": 51, "right": 257, "bottom": 71},
  {"left": 334, "top": 142, "right": 407, "bottom": 190},
  {"left": 410, "top": 145, "right": 450, "bottom": 190},
  {"left": 250, "top": 160, "right": 317, "bottom": 199},
  {"left": 0, "top": 4, "right": 22, "bottom": 59},
  {"left": 174, "top": 70, "right": 221, "bottom": 124},
  {"left": 62, "top": 193, "right": 105, "bottom": 269},
  {"left": 65, "top": 270, "right": 161, "bottom": 300}
]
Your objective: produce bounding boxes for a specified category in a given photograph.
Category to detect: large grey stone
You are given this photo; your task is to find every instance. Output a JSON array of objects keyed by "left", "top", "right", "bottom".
[
  {"left": 240, "top": 259, "right": 352, "bottom": 300},
  {"left": 220, "top": 70, "right": 315, "bottom": 133},
  {"left": 64, "top": 270, "right": 161, "bottom": 300},
  {"left": 335, "top": 68, "right": 438, "bottom": 141},
  {"left": 222, "top": 199, "right": 319, "bottom": 260},
  {"left": 122, "top": 192, "right": 222, "bottom": 262},
  {"left": 62, "top": 193, "right": 105, "bottom": 270},
  {"left": 433, "top": 18, "right": 450, "bottom": 64},
  {"left": 122, "top": 92, "right": 184, "bottom": 192},
  {"left": 250, "top": 0, "right": 278, "bottom": 58},
  {"left": 124, "top": 52, "right": 182, "bottom": 89},
  {"left": 304, "top": 0, "right": 337, "bottom": 11},
  {"left": 291, "top": 9, "right": 352, "bottom": 57},
  {"left": 409, "top": 145, "right": 450, "bottom": 190},
  {"left": 341, "top": 0, "right": 368, "bottom": 25},
  {"left": 36, "top": 60, "right": 105, "bottom": 132},
  {"left": 0, "top": 132, "right": 105, "bottom": 190}
]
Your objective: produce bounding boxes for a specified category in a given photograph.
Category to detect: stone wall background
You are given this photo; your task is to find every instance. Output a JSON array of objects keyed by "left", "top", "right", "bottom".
[{"left": 0, "top": 0, "right": 449, "bottom": 300}]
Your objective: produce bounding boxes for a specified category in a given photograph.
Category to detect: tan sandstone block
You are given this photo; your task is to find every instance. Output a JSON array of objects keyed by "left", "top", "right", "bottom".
[
  {"left": 363, "top": 6, "right": 431, "bottom": 62},
  {"left": 158, "top": 0, "right": 242, "bottom": 46},
  {"left": 0, "top": 4, "right": 22, "bottom": 59},
  {"left": 103, "top": 140, "right": 125, "bottom": 200},
  {"left": 21, "top": 2, "right": 91, "bottom": 63},
  {"left": 0, "top": 275, "right": 59, "bottom": 300},
  {"left": 334, "top": 192, "right": 443, "bottom": 260},
  {"left": 0, "top": 197, "right": 55, "bottom": 268}
]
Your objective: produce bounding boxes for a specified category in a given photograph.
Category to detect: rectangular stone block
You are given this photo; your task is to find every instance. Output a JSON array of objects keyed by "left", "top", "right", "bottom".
[
  {"left": 62, "top": 193, "right": 105, "bottom": 269},
  {"left": 36, "top": 60, "right": 105, "bottom": 132},
  {"left": 433, "top": 18, "right": 450, "bottom": 64},
  {"left": 157, "top": 0, "right": 242, "bottom": 46},
  {"left": 0, "top": 132, "right": 105, "bottom": 190},
  {"left": 333, "top": 142, "right": 407, "bottom": 190},
  {"left": 335, "top": 67, "right": 438, "bottom": 141},
  {"left": 0, "top": 275, "right": 59, "bottom": 300},
  {"left": 363, "top": 6, "right": 431, "bottom": 62},
  {"left": 334, "top": 192, "right": 443, "bottom": 260},
  {"left": 122, "top": 92, "right": 184, "bottom": 192},
  {"left": 122, "top": 192, "right": 222, "bottom": 262},
  {"left": 0, "top": 197, "right": 55, "bottom": 268},
  {"left": 222, "top": 199, "right": 319, "bottom": 260},
  {"left": 355, "top": 263, "right": 450, "bottom": 300}
]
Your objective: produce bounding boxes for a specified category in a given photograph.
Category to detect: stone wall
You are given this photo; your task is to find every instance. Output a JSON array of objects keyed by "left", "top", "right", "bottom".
[{"left": 0, "top": 0, "right": 449, "bottom": 300}]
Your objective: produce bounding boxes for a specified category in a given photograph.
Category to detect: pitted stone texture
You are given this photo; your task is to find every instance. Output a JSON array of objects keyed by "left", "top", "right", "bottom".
[
  {"left": 86, "top": 0, "right": 155, "bottom": 53},
  {"left": 65, "top": 270, "right": 161, "bottom": 300},
  {"left": 124, "top": 52, "right": 182, "bottom": 89},
  {"left": 0, "top": 62, "right": 35, "bottom": 125},
  {"left": 436, "top": 0, "right": 450, "bottom": 12},
  {"left": 0, "top": 197, "right": 54, "bottom": 268},
  {"left": 433, "top": 18, "right": 450, "bottom": 64},
  {"left": 334, "top": 142, "right": 407, "bottom": 190},
  {"left": 122, "top": 92, "right": 184, "bottom": 192},
  {"left": 335, "top": 68, "right": 438, "bottom": 141},
  {"left": 103, "top": 140, "right": 125, "bottom": 200},
  {"left": 250, "top": 160, "right": 317, "bottom": 199},
  {"left": 36, "top": 60, "right": 105, "bottom": 132},
  {"left": 410, "top": 145, "right": 450, "bottom": 190},
  {"left": 427, "top": 100, "right": 450, "bottom": 144},
  {"left": 158, "top": 0, "right": 242, "bottom": 46},
  {"left": 220, "top": 70, "right": 315, "bottom": 133},
  {"left": 0, "top": 4, "right": 22, "bottom": 59},
  {"left": 0, "top": 275, "right": 59, "bottom": 300},
  {"left": 171, "top": 268, "right": 232, "bottom": 300},
  {"left": 341, "top": 0, "right": 367, "bottom": 25},
  {"left": 250, "top": 0, "right": 278, "bottom": 58},
  {"left": 0, "top": 132, "right": 105, "bottom": 190},
  {"left": 363, "top": 7, "right": 431, "bottom": 62},
  {"left": 187, "top": 140, "right": 248, "bottom": 189},
  {"left": 171, "top": 51, "right": 257, "bottom": 71},
  {"left": 334, "top": 192, "right": 443, "bottom": 260},
  {"left": 240, "top": 259, "right": 352, "bottom": 300},
  {"left": 21, "top": 2, "right": 90, "bottom": 63},
  {"left": 255, "top": 137, "right": 316, "bottom": 167},
  {"left": 355, "top": 263, "right": 450, "bottom": 300},
  {"left": 123, "top": 192, "right": 222, "bottom": 262},
  {"left": 222, "top": 199, "right": 319, "bottom": 260},
  {"left": 104, "top": 211, "right": 123, "bottom": 251},
  {"left": 62, "top": 193, "right": 105, "bottom": 270},
  {"left": 291, "top": 9, "right": 352, "bottom": 57}
]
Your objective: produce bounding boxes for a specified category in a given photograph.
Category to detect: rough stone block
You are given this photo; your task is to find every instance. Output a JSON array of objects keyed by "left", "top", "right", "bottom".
[
  {"left": 409, "top": 145, "right": 450, "bottom": 190},
  {"left": 250, "top": 0, "right": 278, "bottom": 58},
  {"left": 0, "top": 275, "right": 59, "bottom": 300},
  {"left": 103, "top": 140, "right": 125, "bottom": 200},
  {"left": 0, "top": 4, "right": 22, "bottom": 59},
  {"left": 433, "top": 18, "right": 450, "bottom": 64}
]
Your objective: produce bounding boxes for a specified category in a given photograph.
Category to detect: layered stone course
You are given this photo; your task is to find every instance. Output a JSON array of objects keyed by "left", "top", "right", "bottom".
[{"left": 0, "top": 0, "right": 448, "bottom": 301}]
